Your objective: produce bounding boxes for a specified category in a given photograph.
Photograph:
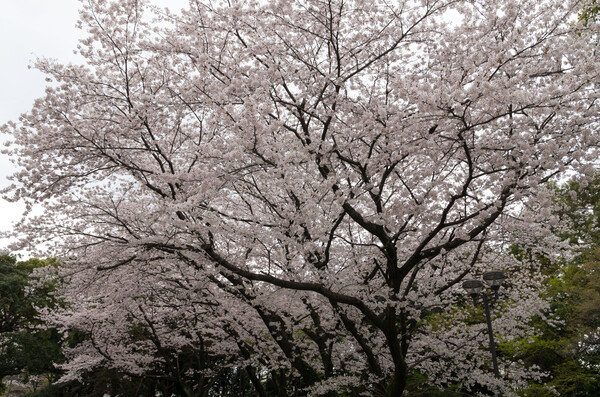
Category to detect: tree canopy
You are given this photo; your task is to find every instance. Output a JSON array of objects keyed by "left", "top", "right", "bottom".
[
  {"left": 504, "top": 178, "right": 600, "bottom": 396},
  {"left": 0, "top": 256, "right": 62, "bottom": 392},
  {"left": 3, "top": 0, "right": 600, "bottom": 395}
]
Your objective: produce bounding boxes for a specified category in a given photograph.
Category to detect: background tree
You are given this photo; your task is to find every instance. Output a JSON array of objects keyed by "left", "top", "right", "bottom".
[
  {"left": 0, "top": 256, "right": 63, "bottom": 392},
  {"left": 504, "top": 177, "right": 600, "bottom": 396},
  {"left": 4, "top": 0, "right": 600, "bottom": 395},
  {"left": 580, "top": 0, "right": 600, "bottom": 25}
]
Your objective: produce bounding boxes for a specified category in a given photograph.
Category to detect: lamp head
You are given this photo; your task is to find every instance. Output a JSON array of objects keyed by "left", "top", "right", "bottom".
[
  {"left": 462, "top": 279, "right": 484, "bottom": 296},
  {"left": 483, "top": 271, "right": 506, "bottom": 291}
]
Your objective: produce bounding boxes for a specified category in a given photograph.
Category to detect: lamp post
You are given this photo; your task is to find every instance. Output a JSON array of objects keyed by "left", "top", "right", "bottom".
[{"left": 463, "top": 271, "right": 507, "bottom": 381}]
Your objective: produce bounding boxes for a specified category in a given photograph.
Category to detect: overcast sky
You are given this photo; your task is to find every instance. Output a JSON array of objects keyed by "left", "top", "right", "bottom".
[
  {"left": 0, "top": 1, "right": 81, "bottom": 250},
  {"left": 0, "top": 0, "right": 187, "bottom": 251}
]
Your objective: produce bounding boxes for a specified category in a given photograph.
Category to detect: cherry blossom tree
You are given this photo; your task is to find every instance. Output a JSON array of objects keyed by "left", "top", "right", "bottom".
[{"left": 3, "top": 0, "right": 600, "bottom": 395}]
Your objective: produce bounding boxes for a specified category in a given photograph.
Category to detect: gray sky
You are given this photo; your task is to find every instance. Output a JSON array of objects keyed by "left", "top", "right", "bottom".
[
  {"left": 0, "top": 0, "right": 82, "bottom": 249},
  {"left": 0, "top": 0, "right": 187, "bottom": 250}
]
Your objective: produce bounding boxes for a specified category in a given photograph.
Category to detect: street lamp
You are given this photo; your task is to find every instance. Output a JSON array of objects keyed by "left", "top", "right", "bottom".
[{"left": 463, "top": 271, "right": 507, "bottom": 382}]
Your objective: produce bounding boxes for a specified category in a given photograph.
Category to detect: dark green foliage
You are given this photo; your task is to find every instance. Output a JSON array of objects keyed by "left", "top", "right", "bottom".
[
  {"left": 507, "top": 178, "right": 600, "bottom": 396},
  {"left": 404, "top": 370, "right": 465, "bottom": 396},
  {"left": 0, "top": 255, "right": 64, "bottom": 391}
]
